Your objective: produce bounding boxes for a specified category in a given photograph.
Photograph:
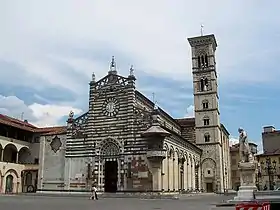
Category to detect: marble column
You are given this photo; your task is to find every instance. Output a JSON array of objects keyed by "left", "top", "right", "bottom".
[
  {"left": 16, "top": 152, "right": 19, "bottom": 164},
  {"left": 1, "top": 149, "right": 3, "bottom": 161},
  {"left": 162, "top": 157, "right": 168, "bottom": 191},
  {"left": 183, "top": 159, "right": 188, "bottom": 190},
  {"left": 198, "top": 165, "right": 202, "bottom": 190},
  {"left": 192, "top": 161, "right": 196, "bottom": 190},
  {"left": 188, "top": 162, "right": 191, "bottom": 190},
  {"left": 168, "top": 156, "right": 173, "bottom": 190},
  {"left": 151, "top": 162, "right": 162, "bottom": 191},
  {"left": 98, "top": 160, "right": 101, "bottom": 190},
  {"left": 173, "top": 157, "right": 175, "bottom": 191},
  {"left": 174, "top": 157, "right": 178, "bottom": 191},
  {"left": 167, "top": 156, "right": 170, "bottom": 191},
  {"left": 178, "top": 161, "right": 181, "bottom": 190}
]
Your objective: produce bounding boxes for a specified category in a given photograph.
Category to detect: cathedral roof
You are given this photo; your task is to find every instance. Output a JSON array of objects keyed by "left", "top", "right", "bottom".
[
  {"left": 37, "top": 126, "right": 67, "bottom": 135},
  {"left": 142, "top": 125, "right": 171, "bottom": 137},
  {"left": 176, "top": 117, "right": 195, "bottom": 126}
]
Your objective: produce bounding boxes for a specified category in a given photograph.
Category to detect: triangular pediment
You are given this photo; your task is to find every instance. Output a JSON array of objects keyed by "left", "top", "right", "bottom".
[{"left": 95, "top": 74, "right": 131, "bottom": 90}]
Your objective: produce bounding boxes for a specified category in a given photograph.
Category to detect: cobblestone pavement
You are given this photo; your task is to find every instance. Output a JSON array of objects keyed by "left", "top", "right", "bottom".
[{"left": 0, "top": 194, "right": 234, "bottom": 210}]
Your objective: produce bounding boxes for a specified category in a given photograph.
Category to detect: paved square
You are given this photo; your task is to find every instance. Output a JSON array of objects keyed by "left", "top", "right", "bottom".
[{"left": 0, "top": 194, "right": 232, "bottom": 210}]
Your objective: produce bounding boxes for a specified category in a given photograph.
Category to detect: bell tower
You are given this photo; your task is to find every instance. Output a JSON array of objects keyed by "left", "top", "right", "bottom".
[{"left": 188, "top": 34, "right": 224, "bottom": 193}]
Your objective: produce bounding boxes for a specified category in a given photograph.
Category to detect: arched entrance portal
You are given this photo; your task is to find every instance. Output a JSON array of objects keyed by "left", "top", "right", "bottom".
[
  {"left": 5, "top": 175, "right": 13, "bottom": 193},
  {"left": 201, "top": 158, "right": 216, "bottom": 193},
  {"left": 100, "top": 139, "right": 121, "bottom": 193}
]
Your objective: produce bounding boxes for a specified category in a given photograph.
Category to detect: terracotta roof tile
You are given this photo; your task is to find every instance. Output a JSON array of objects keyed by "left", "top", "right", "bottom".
[
  {"left": 0, "top": 114, "right": 37, "bottom": 128},
  {"left": 175, "top": 118, "right": 195, "bottom": 126},
  {"left": 0, "top": 113, "right": 67, "bottom": 135},
  {"left": 0, "top": 114, "right": 37, "bottom": 132},
  {"left": 38, "top": 126, "right": 67, "bottom": 135}
]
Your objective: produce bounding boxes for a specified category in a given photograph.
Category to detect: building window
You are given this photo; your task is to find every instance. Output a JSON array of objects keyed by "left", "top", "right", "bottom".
[
  {"left": 198, "top": 56, "right": 201, "bottom": 68},
  {"left": 203, "top": 117, "right": 210, "bottom": 126},
  {"left": 204, "top": 133, "right": 210, "bottom": 142},
  {"left": 202, "top": 100, "right": 209, "bottom": 109},
  {"left": 204, "top": 54, "right": 208, "bottom": 67},
  {"left": 34, "top": 158, "right": 39, "bottom": 164},
  {"left": 198, "top": 54, "right": 208, "bottom": 68},
  {"left": 200, "top": 77, "right": 209, "bottom": 91},
  {"left": 207, "top": 169, "right": 211, "bottom": 175}
]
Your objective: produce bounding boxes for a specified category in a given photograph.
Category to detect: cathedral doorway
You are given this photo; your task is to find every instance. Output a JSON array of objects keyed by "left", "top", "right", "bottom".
[
  {"left": 104, "top": 161, "right": 118, "bottom": 192},
  {"left": 206, "top": 182, "right": 213, "bottom": 192}
]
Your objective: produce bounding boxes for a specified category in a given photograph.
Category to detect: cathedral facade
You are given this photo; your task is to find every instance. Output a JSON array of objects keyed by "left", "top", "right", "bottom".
[{"left": 37, "top": 34, "right": 231, "bottom": 194}]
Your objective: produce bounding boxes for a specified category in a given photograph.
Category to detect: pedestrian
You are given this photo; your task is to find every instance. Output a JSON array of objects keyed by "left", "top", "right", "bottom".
[{"left": 90, "top": 183, "right": 98, "bottom": 200}]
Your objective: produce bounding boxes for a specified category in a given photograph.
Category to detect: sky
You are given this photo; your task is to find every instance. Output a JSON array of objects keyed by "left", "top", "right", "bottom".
[{"left": 1, "top": 0, "right": 280, "bottom": 152}]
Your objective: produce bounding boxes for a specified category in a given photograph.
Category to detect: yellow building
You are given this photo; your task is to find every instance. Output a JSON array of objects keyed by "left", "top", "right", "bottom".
[
  {"left": 256, "top": 150, "right": 280, "bottom": 190},
  {"left": 0, "top": 114, "right": 64, "bottom": 193}
]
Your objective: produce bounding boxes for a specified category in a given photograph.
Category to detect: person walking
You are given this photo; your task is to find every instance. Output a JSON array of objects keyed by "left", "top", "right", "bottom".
[{"left": 91, "top": 184, "right": 98, "bottom": 200}]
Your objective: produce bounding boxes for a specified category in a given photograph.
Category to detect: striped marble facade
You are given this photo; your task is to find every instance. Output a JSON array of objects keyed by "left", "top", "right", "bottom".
[{"left": 38, "top": 61, "right": 202, "bottom": 193}]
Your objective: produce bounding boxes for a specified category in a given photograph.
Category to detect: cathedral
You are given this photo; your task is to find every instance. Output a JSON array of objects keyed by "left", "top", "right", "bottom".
[{"left": 37, "top": 34, "right": 231, "bottom": 194}]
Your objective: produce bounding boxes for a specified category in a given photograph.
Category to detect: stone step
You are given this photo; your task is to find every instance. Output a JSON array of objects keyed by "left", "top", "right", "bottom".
[{"left": 18, "top": 192, "right": 213, "bottom": 200}]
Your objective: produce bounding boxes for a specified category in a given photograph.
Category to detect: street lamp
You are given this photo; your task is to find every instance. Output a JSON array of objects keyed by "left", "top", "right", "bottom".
[{"left": 261, "top": 158, "right": 277, "bottom": 190}]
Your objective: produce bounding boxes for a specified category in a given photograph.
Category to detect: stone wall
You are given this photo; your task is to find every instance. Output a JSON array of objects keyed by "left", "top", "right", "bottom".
[
  {"left": 126, "top": 155, "right": 152, "bottom": 191},
  {"left": 38, "top": 134, "right": 66, "bottom": 191}
]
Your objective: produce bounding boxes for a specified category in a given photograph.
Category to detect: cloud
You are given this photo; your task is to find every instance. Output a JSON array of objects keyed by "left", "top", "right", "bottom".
[
  {"left": 29, "top": 103, "right": 82, "bottom": 127},
  {"left": 1, "top": 0, "right": 280, "bottom": 135},
  {"left": 185, "top": 105, "right": 194, "bottom": 118},
  {"left": 1, "top": 0, "right": 280, "bottom": 95},
  {"left": 229, "top": 137, "right": 239, "bottom": 147},
  {"left": 0, "top": 95, "right": 82, "bottom": 127}
]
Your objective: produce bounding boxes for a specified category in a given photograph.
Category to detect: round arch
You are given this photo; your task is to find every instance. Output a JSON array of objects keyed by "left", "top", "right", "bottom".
[
  {"left": 184, "top": 153, "right": 189, "bottom": 164},
  {"left": 202, "top": 99, "right": 209, "bottom": 104},
  {"left": 99, "top": 138, "right": 121, "bottom": 157},
  {"left": 4, "top": 169, "right": 19, "bottom": 178},
  {"left": 169, "top": 146, "right": 174, "bottom": 158},
  {"left": 18, "top": 147, "right": 31, "bottom": 164},
  {"left": 201, "top": 158, "right": 216, "bottom": 167},
  {"left": 163, "top": 143, "right": 169, "bottom": 150},
  {"left": 3, "top": 144, "right": 18, "bottom": 163},
  {"left": 3, "top": 169, "right": 19, "bottom": 194}
]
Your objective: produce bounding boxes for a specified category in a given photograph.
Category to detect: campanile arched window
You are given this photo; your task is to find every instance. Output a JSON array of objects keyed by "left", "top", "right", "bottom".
[{"left": 204, "top": 133, "right": 210, "bottom": 142}]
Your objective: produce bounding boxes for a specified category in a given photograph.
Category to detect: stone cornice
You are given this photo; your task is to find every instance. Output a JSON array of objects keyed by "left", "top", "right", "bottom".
[{"left": 187, "top": 34, "right": 217, "bottom": 50}]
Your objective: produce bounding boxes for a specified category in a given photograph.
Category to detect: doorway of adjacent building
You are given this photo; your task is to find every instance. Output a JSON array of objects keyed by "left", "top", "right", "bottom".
[
  {"left": 104, "top": 161, "right": 118, "bottom": 192},
  {"left": 206, "top": 182, "right": 213, "bottom": 192},
  {"left": 5, "top": 175, "right": 13, "bottom": 193}
]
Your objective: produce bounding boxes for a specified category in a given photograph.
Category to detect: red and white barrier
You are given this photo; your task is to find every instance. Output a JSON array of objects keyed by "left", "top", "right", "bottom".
[{"left": 236, "top": 202, "right": 270, "bottom": 210}]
